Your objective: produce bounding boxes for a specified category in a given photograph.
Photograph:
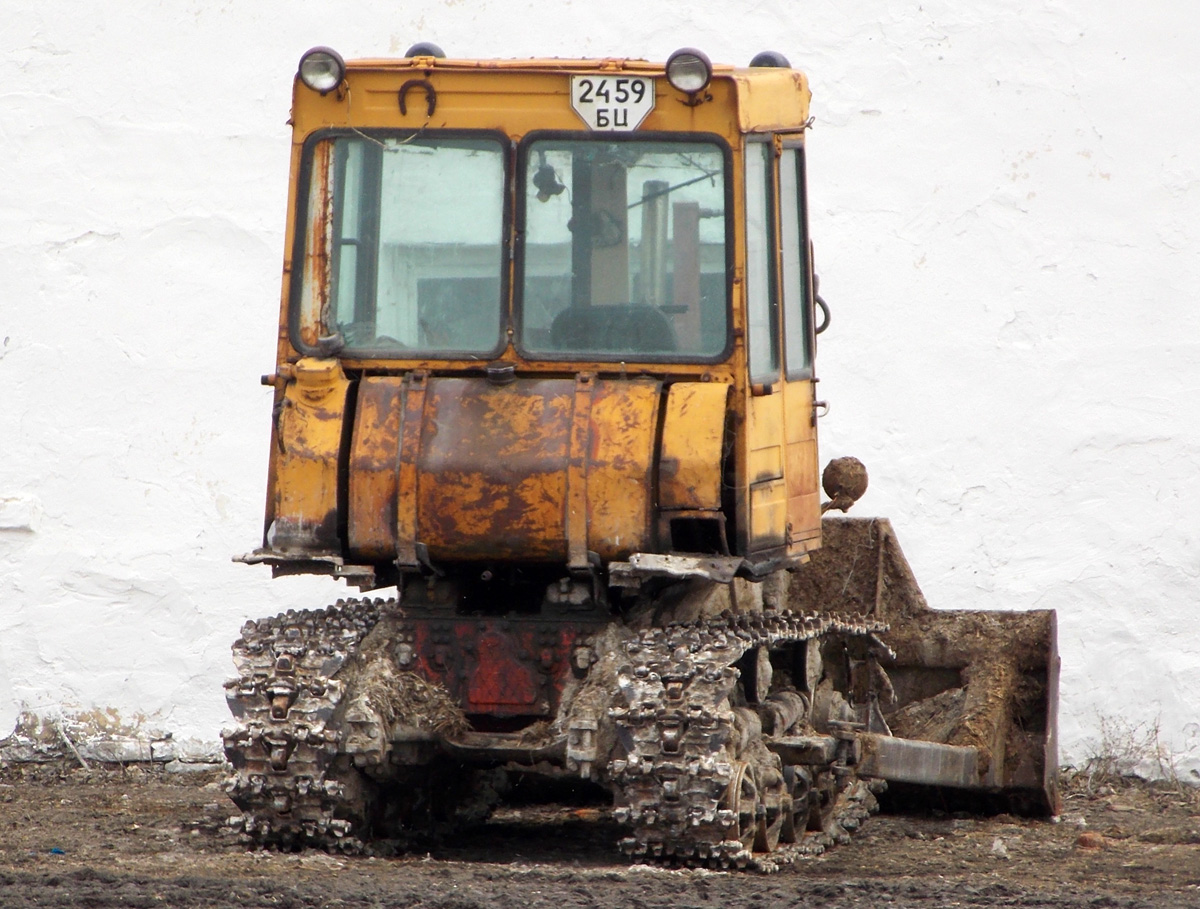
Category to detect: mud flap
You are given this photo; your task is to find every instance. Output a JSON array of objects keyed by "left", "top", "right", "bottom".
[{"left": 789, "top": 517, "right": 1060, "bottom": 815}]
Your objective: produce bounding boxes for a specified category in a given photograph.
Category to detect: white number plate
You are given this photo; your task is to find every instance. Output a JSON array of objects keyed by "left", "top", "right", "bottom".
[{"left": 570, "top": 75, "right": 655, "bottom": 131}]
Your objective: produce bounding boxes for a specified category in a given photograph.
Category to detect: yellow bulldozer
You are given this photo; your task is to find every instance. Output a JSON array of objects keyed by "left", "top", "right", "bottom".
[{"left": 222, "top": 44, "right": 1059, "bottom": 867}]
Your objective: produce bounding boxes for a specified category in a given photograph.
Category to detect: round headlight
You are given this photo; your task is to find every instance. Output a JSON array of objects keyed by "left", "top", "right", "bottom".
[
  {"left": 749, "top": 50, "right": 791, "bottom": 68},
  {"left": 665, "top": 48, "right": 712, "bottom": 94},
  {"left": 298, "top": 46, "right": 346, "bottom": 95},
  {"left": 404, "top": 42, "right": 445, "bottom": 58}
]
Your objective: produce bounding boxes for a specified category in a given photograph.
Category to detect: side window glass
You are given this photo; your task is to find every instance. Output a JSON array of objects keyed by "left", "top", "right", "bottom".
[
  {"left": 745, "top": 141, "right": 778, "bottom": 381},
  {"left": 331, "top": 139, "right": 377, "bottom": 331},
  {"left": 780, "top": 147, "right": 813, "bottom": 378}
]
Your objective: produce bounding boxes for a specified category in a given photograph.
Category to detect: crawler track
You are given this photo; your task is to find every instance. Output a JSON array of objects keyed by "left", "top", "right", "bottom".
[
  {"left": 222, "top": 598, "right": 385, "bottom": 851},
  {"left": 222, "top": 597, "right": 890, "bottom": 867},
  {"left": 609, "top": 610, "right": 890, "bottom": 869}
]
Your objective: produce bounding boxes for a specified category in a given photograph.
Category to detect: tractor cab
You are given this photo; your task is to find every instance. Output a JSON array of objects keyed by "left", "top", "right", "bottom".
[{"left": 255, "top": 47, "right": 830, "bottom": 591}]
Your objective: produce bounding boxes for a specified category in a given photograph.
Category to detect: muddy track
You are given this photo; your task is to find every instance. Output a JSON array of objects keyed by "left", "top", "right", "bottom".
[{"left": 0, "top": 763, "right": 1196, "bottom": 908}]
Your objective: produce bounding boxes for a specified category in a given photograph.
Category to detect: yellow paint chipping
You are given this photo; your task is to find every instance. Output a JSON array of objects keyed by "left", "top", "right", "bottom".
[{"left": 659, "top": 383, "right": 730, "bottom": 511}]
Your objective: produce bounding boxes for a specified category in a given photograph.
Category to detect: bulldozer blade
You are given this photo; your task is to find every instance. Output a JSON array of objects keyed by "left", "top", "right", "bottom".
[{"left": 790, "top": 517, "right": 1060, "bottom": 815}]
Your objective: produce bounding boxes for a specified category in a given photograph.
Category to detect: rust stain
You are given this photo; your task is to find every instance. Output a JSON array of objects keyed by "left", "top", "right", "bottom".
[
  {"left": 395, "top": 370, "right": 429, "bottom": 568},
  {"left": 298, "top": 141, "right": 334, "bottom": 349},
  {"left": 405, "top": 616, "right": 604, "bottom": 718},
  {"left": 585, "top": 380, "right": 659, "bottom": 558},
  {"left": 348, "top": 378, "right": 404, "bottom": 558},
  {"left": 272, "top": 358, "right": 349, "bottom": 552},
  {"left": 418, "top": 378, "right": 573, "bottom": 562},
  {"left": 352, "top": 376, "right": 664, "bottom": 564}
]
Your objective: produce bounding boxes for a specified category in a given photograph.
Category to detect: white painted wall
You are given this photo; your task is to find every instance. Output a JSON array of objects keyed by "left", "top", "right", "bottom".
[{"left": 3, "top": 1, "right": 1197, "bottom": 777}]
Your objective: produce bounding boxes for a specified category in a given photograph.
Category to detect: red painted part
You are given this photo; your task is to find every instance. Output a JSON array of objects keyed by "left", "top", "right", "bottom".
[{"left": 405, "top": 616, "right": 599, "bottom": 717}]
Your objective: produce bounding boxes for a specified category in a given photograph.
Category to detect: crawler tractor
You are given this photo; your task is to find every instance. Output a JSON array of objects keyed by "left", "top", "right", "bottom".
[{"left": 223, "top": 45, "right": 1060, "bottom": 867}]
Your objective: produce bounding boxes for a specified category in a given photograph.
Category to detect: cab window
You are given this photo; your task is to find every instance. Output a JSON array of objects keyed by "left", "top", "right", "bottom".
[
  {"left": 518, "top": 136, "right": 730, "bottom": 360},
  {"left": 295, "top": 132, "right": 507, "bottom": 357},
  {"left": 779, "top": 146, "right": 813, "bottom": 378}
]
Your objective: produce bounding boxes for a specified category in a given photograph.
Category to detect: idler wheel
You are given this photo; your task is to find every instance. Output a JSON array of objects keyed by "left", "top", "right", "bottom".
[
  {"left": 724, "top": 761, "right": 760, "bottom": 851},
  {"left": 780, "top": 764, "right": 813, "bottom": 843}
]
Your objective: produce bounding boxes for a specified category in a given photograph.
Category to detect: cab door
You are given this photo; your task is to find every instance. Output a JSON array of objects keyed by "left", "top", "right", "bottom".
[
  {"left": 743, "top": 139, "right": 787, "bottom": 556},
  {"left": 743, "top": 138, "right": 821, "bottom": 561}
]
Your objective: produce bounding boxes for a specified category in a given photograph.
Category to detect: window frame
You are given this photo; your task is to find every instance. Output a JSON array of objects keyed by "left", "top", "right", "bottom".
[
  {"left": 288, "top": 127, "right": 514, "bottom": 361},
  {"left": 513, "top": 129, "right": 736, "bottom": 365},
  {"left": 744, "top": 137, "right": 781, "bottom": 384},
  {"left": 779, "top": 141, "right": 815, "bottom": 381}
]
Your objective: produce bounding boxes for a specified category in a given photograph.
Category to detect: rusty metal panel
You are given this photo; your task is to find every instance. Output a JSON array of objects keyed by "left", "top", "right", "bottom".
[
  {"left": 658, "top": 382, "right": 729, "bottom": 511},
  {"left": 567, "top": 374, "right": 596, "bottom": 569},
  {"left": 400, "top": 616, "right": 601, "bottom": 718},
  {"left": 585, "top": 379, "right": 660, "bottom": 560},
  {"left": 466, "top": 629, "right": 542, "bottom": 712},
  {"left": 395, "top": 371, "right": 429, "bottom": 568},
  {"left": 348, "top": 377, "right": 403, "bottom": 559},
  {"left": 345, "top": 374, "right": 660, "bottom": 566},
  {"left": 271, "top": 358, "right": 349, "bottom": 552},
  {"left": 418, "top": 377, "right": 574, "bottom": 562}
]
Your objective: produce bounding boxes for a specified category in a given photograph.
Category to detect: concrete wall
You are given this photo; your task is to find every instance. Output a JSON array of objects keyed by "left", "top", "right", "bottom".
[{"left": 3, "top": 1, "right": 1197, "bottom": 776}]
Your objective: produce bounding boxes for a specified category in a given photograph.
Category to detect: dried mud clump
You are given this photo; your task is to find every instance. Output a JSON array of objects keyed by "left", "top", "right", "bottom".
[{"left": 354, "top": 616, "right": 469, "bottom": 737}]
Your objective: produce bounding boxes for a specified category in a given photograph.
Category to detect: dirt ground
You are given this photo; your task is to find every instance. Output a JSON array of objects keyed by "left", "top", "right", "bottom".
[{"left": 0, "top": 763, "right": 1196, "bottom": 909}]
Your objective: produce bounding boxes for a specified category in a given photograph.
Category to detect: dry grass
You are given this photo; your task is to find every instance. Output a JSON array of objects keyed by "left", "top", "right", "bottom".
[{"left": 1074, "top": 715, "right": 1200, "bottom": 803}]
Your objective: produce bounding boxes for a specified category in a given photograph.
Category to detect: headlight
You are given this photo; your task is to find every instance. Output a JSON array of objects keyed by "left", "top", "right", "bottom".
[
  {"left": 298, "top": 46, "right": 346, "bottom": 95},
  {"left": 404, "top": 42, "right": 445, "bottom": 58},
  {"left": 749, "top": 50, "right": 791, "bottom": 68},
  {"left": 665, "top": 48, "right": 712, "bottom": 94}
]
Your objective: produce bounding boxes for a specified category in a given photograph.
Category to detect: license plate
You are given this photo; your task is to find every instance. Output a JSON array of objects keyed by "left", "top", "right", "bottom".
[{"left": 570, "top": 75, "right": 655, "bottom": 131}]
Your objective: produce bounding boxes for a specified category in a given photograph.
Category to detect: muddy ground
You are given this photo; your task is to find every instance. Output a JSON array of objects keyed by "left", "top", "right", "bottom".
[{"left": 0, "top": 763, "right": 1196, "bottom": 908}]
